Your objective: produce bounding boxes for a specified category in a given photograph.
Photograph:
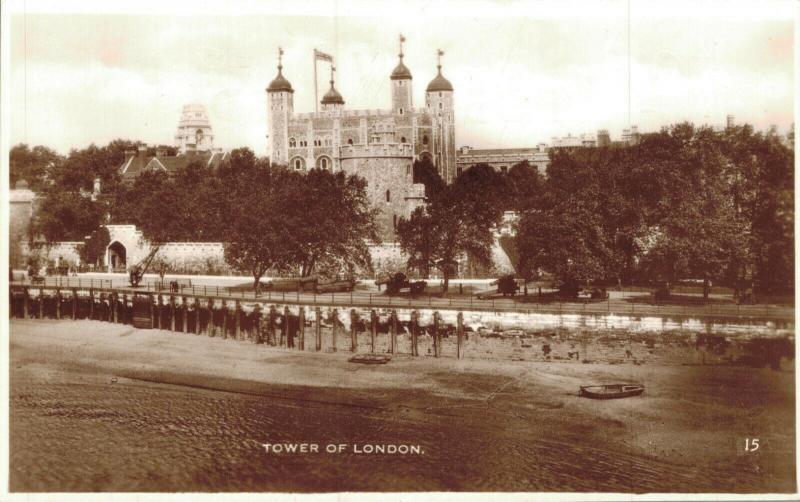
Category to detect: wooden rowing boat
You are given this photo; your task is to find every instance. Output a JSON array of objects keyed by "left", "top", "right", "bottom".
[
  {"left": 348, "top": 354, "right": 392, "bottom": 365},
  {"left": 579, "top": 384, "right": 644, "bottom": 399}
]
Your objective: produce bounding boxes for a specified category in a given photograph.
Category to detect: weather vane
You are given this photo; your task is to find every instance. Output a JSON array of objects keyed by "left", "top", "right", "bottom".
[{"left": 399, "top": 34, "right": 406, "bottom": 58}]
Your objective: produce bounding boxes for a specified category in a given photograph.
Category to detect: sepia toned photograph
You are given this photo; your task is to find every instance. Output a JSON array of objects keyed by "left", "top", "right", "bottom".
[{"left": 1, "top": 0, "right": 797, "bottom": 497}]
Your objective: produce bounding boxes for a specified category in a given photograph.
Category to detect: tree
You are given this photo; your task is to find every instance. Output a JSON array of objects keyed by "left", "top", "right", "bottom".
[
  {"left": 28, "top": 188, "right": 103, "bottom": 243},
  {"left": 515, "top": 150, "right": 615, "bottom": 292},
  {"left": 10, "top": 144, "right": 62, "bottom": 191},
  {"left": 221, "top": 155, "right": 302, "bottom": 292},
  {"left": 397, "top": 163, "right": 507, "bottom": 292},
  {"left": 412, "top": 156, "right": 445, "bottom": 199},
  {"left": 79, "top": 226, "right": 111, "bottom": 268},
  {"left": 283, "top": 168, "right": 379, "bottom": 277}
]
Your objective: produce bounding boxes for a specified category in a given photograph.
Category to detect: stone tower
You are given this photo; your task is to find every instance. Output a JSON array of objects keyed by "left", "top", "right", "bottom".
[
  {"left": 174, "top": 103, "right": 214, "bottom": 154},
  {"left": 426, "top": 50, "right": 456, "bottom": 183},
  {"left": 266, "top": 47, "right": 294, "bottom": 165},
  {"left": 390, "top": 34, "right": 413, "bottom": 115}
]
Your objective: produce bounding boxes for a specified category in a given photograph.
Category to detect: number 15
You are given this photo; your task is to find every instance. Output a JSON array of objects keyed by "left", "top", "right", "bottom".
[{"left": 745, "top": 438, "right": 760, "bottom": 452}]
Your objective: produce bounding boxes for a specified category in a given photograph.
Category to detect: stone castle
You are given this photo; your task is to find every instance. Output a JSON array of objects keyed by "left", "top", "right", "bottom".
[{"left": 266, "top": 38, "right": 456, "bottom": 239}]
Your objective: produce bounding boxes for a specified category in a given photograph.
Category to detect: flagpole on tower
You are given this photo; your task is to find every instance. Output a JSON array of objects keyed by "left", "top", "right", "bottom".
[{"left": 314, "top": 48, "right": 319, "bottom": 113}]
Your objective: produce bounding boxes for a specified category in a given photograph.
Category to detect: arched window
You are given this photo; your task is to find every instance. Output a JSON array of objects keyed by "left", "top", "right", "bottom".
[
  {"left": 289, "top": 137, "right": 296, "bottom": 147},
  {"left": 393, "top": 214, "right": 397, "bottom": 230},
  {"left": 399, "top": 108, "right": 404, "bottom": 115},
  {"left": 347, "top": 138, "right": 353, "bottom": 145},
  {"left": 406, "top": 164, "right": 411, "bottom": 176},
  {"left": 439, "top": 102, "right": 443, "bottom": 110},
  {"left": 422, "top": 135, "right": 429, "bottom": 145},
  {"left": 316, "top": 156, "right": 331, "bottom": 170},
  {"left": 386, "top": 189, "right": 391, "bottom": 202},
  {"left": 400, "top": 136, "right": 406, "bottom": 143},
  {"left": 292, "top": 157, "right": 304, "bottom": 170}
]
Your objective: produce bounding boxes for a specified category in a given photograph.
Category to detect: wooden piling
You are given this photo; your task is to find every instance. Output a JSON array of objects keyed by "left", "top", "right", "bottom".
[
  {"left": 370, "top": 310, "right": 377, "bottom": 353},
  {"left": 55, "top": 289, "right": 62, "bottom": 319},
  {"left": 298, "top": 307, "right": 305, "bottom": 350},
  {"left": 194, "top": 300, "right": 201, "bottom": 335},
  {"left": 112, "top": 293, "right": 118, "bottom": 323},
  {"left": 350, "top": 309, "right": 357, "bottom": 352},
  {"left": 389, "top": 310, "right": 397, "bottom": 354},
  {"left": 23, "top": 287, "right": 29, "bottom": 319},
  {"left": 235, "top": 300, "right": 241, "bottom": 340},
  {"left": 207, "top": 298, "right": 214, "bottom": 336},
  {"left": 457, "top": 312, "right": 464, "bottom": 359},
  {"left": 222, "top": 302, "right": 229, "bottom": 339},
  {"left": 38, "top": 288, "right": 44, "bottom": 319},
  {"left": 148, "top": 293, "right": 153, "bottom": 326},
  {"left": 182, "top": 297, "right": 188, "bottom": 333},
  {"left": 157, "top": 294, "right": 163, "bottom": 329},
  {"left": 121, "top": 293, "right": 127, "bottom": 324},
  {"left": 282, "top": 306, "right": 290, "bottom": 347},
  {"left": 331, "top": 309, "right": 338, "bottom": 352},
  {"left": 433, "top": 311, "right": 441, "bottom": 358},
  {"left": 315, "top": 307, "right": 322, "bottom": 351},
  {"left": 411, "top": 310, "right": 419, "bottom": 357},
  {"left": 169, "top": 295, "right": 176, "bottom": 332},
  {"left": 268, "top": 305, "right": 277, "bottom": 345}
]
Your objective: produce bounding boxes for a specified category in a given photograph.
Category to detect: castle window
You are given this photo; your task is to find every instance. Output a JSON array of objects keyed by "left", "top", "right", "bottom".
[
  {"left": 399, "top": 108, "right": 404, "bottom": 115},
  {"left": 386, "top": 189, "right": 391, "bottom": 202},
  {"left": 400, "top": 136, "right": 406, "bottom": 143},
  {"left": 347, "top": 139, "right": 353, "bottom": 145},
  {"left": 439, "top": 102, "right": 443, "bottom": 110},
  {"left": 316, "top": 156, "right": 330, "bottom": 170},
  {"left": 289, "top": 137, "right": 297, "bottom": 147},
  {"left": 422, "top": 135, "right": 429, "bottom": 145},
  {"left": 393, "top": 214, "right": 397, "bottom": 230},
  {"left": 457, "top": 167, "right": 463, "bottom": 176},
  {"left": 439, "top": 92, "right": 442, "bottom": 98},
  {"left": 406, "top": 165, "right": 411, "bottom": 175},
  {"left": 292, "top": 157, "right": 305, "bottom": 170}
]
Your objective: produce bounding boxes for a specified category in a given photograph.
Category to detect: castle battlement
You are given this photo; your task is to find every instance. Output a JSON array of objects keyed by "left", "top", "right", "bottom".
[
  {"left": 339, "top": 143, "right": 414, "bottom": 159},
  {"left": 293, "top": 108, "right": 425, "bottom": 120}
]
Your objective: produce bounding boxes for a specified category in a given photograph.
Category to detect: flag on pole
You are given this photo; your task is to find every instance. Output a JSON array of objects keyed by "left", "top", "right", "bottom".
[{"left": 314, "top": 49, "right": 334, "bottom": 62}]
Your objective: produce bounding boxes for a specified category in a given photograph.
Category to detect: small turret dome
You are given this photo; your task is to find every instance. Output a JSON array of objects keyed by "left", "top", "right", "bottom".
[
  {"left": 391, "top": 59, "right": 412, "bottom": 80},
  {"left": 267, "top": 65, "right": 293, "bottom": 93},
  {"left": 426, "top": 67, "right": 453, "bottom": 92},
  {"left": 321, "top": 81, "right": 344, "bottom": 105}
]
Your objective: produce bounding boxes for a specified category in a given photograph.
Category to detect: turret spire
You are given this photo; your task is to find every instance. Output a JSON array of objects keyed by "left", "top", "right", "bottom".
[
  {"left": 391, "top": 34, "right": 412, "bottom": 80},
  {"left": 437, "top": 49, "right": 443, "bottom": 72}
]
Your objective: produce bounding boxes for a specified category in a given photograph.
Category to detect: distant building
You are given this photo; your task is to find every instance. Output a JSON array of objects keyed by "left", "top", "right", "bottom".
[
  {"left": 456, "top": 144, "right": 549, "bottom": 175},
  {"left": 597, "top": 129, "right": 611, "bottom": 147},
  {"left": 119, "top": 145, "right": 228, "bottom": 185},
  {"left": 9, "top": 183, "right": 37, "bottom": 269},
  {"left": 174, "top": 103, "right": 215, "bottom": 154},
  {"left": 726, "top": 114, "right": 735, "bottom": 129},
  {"left": 551, "top": 133, "right": 596, "bottom": 148},
  {"left": 621, "top": 125, "right": 641, "bottom": 145}
]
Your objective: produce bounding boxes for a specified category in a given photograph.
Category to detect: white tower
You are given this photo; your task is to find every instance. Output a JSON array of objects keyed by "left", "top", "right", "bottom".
[
  {"left": 390, "top": 34, "right": 413, "bottom": 114},
  {"left": 266, "top": 47, "right": 294, "bottom": 165},
  {"left": 174, "top": 103, "right": 214, "bottom": 154}
]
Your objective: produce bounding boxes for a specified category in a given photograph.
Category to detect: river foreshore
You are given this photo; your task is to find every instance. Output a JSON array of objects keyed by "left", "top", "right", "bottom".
[{"left": 9, "top": 319, "right": 796, "bottom": 492}]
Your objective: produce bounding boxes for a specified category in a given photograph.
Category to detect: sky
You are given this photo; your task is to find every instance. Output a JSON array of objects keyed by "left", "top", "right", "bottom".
[{"left": 7, "top": 0, "right": 796, "bottom": 155}]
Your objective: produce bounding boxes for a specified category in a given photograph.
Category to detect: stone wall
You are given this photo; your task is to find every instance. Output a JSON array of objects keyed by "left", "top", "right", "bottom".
[{"left": 9, "top": 188, "right": 37, "bottom": 269}]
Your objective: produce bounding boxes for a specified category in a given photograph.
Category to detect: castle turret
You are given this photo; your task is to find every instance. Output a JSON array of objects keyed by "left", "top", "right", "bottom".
[
  {"left": 266, "top": 47, "right": 294, "bottom": 164},
  {"left": 390, "top": 34, "right": 413, "bottom": 115},
  {"left": 425, "top": 49, "right": 456, "bottom": 183},
  {"left": 321, "top": 65, "right": 345, "bottom": 112}
]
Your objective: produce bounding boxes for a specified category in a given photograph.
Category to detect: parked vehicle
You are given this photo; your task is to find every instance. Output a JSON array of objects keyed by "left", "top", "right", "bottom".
[{"left": 375, "top": 272, "right": 426, "bottom": 295}]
